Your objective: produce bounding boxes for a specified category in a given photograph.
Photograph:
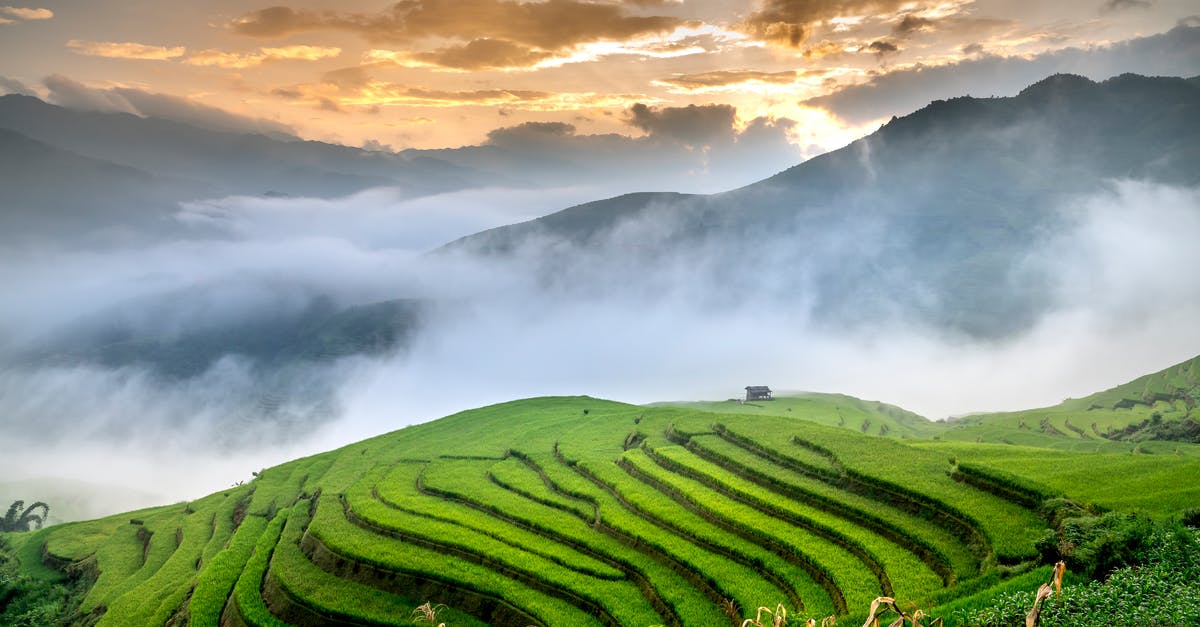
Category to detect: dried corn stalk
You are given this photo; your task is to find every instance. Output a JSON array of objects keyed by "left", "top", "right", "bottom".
[
  {"left": 1025, "top": 584, "right": 1054, "bottom": 627},
  {"left": 411, "top": 601, "right": 447, "bottom": 627},
  {"left": 742, "top": 604, "right": 788, "bottom": 627},
  {"left": 859, "top": 597, "right": 941, "bottom": 627}
]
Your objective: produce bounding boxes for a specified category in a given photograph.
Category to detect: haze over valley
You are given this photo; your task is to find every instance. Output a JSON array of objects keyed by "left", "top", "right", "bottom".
[{"left": 2, "top": 3, "right": 1200, "bottom": 626}]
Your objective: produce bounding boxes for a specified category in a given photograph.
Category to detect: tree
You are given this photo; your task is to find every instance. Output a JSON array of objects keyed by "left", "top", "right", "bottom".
[{"left": 0, "top": 500, "right": 50, "bottom": 532}]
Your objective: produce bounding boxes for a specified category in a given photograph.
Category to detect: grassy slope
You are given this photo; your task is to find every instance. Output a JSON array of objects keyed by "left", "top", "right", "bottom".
[
  {"left": 662, "top": 392, "right": 940, "bottom": 439},
  {"left": 3, "top": 361, "right": 1198, "bottom": 626},
  {"left": 939, "top": 355, "right": 1200, "bottom": 452}
]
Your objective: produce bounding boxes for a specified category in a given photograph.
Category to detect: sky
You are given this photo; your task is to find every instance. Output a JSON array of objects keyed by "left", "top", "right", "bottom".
[{"left": 1, "top": 0, "right": 1197, "bottom": 154}]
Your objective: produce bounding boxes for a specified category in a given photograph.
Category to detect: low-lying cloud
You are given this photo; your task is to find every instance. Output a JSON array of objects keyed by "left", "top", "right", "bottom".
[
  {"left": 43, "top": 75, "right": 297, "bottom": 138},
  {"left": 1, "top": 177, "right": 1197, "bottom": 517}
]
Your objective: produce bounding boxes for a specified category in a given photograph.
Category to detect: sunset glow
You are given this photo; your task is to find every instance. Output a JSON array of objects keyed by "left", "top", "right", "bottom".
[{"left": 1, "top": 2, "right": 1196, "bottom": 151}]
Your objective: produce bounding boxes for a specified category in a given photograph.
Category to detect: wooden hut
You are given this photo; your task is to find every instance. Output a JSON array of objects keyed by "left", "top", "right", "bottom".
[{"left": 745, "top": 386, "right": 773, "bottom": 401}]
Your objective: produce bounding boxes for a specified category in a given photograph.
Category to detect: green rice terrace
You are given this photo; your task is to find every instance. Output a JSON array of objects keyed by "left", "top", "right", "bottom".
[{"left": 3, "top": 355, "right": 1200, "bottom": 626}]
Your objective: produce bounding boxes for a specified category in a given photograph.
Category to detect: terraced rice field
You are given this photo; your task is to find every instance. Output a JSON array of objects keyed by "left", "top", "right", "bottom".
[{"left": 4, "top": 395, "right": 1085, "bottom": 626}]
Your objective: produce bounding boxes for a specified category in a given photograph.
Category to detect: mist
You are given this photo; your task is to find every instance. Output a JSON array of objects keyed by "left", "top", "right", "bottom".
[{"left": 2, "top": 177, "right": 1198, "bottom": 518}]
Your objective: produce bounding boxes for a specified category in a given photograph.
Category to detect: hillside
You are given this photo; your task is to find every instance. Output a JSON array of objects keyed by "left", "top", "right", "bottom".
[
  {"left": 26, "top": 296, "right": 426, "bottom": 379},
  {"left": 5, "top": 382, "right": 1200, "bottom": 625},
  {"left": 938, "top": 354, "right": 1200, "bottom": 453},
  {"left": 444, "top": 73, "right": 1200, "bottom": 338}
]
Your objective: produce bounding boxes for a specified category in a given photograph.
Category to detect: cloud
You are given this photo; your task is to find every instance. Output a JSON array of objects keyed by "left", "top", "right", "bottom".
[
  {"left": 3, "top": 143, "right": 1196, "bottom": 510},
  {"left": 278, "top": 81, "right": 549, "bottom": 106},
  {"left": 739, "top": 0, "right": 907, "bottom": 48},
  {"left": 230, "top": 1, "right": 683, "bottom": 53},
  {"left": 66, "top": 39, "right": 186, "bottom": 61},
  {"left": 43, "top": 74, "right": 296, "bottom": 138},
  {"left": 805, "top": 24, "right": 1200, "bottom": 124},
  {"left": 803, "top": 40, "right": 849, "bottom": 59},
  {"left": 458, "top": 112, "right": 802, "bottom": 193},
  {"left": 1103, "top": 0, "right": 1153, "bottom": 11},
  {"left": 653, "top": 69, "right": 799, "bottom": 91},
  {"left": 0, "top": 5, "right": 51, "bottom": 21},
  {"left": 272, "top": 71, "right": 653, "bottom": 112},
  {"left": 369, "top": 38, "right": 553, "bottom": 71},
  {"left": 867, "top": 39, "right": 900, "bottom": 57},
  {"left": 185, "top": 45, "right": 341, "bottom": 69},
  {"left": 485, "top": 120, "right": 577, "bottom": 146},
  {"left": 628, "top": 102, "right": 737, "bottom": 146},
  {"left": 893, "top": 14, "right": 934, "bottom": 36}
]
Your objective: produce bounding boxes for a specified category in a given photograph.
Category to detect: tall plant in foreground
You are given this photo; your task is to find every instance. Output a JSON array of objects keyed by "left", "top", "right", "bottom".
[
  {"left": 742, "top": 603, "right": 788, "bottom": 627},
  {"left": 411, "top": 601, "right": 447, "bottom": 626},
  {"left": 0, "top": 501, "right": 49, "bottom": 532}
]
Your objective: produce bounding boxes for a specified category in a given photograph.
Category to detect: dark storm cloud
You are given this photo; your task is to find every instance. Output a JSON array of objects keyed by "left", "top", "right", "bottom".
[
  {"left": 231, "top": 1, "right": 683, "bottom": 53},
  {"left": 805, "top": 25, "right": 1200, "bottom": 124}
]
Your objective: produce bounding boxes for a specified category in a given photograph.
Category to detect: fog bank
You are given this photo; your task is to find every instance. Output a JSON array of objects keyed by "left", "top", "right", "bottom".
[{"left": 2, "top": 179, "right": 1198, "bottom": 513}]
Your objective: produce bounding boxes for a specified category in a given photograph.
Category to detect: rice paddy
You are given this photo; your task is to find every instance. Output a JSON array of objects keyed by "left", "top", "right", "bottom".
[{"left": 5, "top": 357, "right": 1200, "bottom": 626}]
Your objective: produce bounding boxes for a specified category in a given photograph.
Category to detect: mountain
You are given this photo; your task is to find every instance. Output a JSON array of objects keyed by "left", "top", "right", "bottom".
[
  {"left": 25, "top": 294, "right": 426, "bottom": 379},
  {"left": 0, "top": 127, "right": 214, "bottom": 244},
  {"left": 5, "top": 362, "right": 1199, "bottom": 625},
  {"left": 445, "top": 73, "right": 1200, "bottom": 338},
  {"left": 0, "top": 94, "right": 500, "bottom": 243}
]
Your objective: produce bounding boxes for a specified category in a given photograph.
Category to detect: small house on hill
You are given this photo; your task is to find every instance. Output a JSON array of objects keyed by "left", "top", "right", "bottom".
[{"left": 745, "top": 386, "right": 773, "bottom": 401}]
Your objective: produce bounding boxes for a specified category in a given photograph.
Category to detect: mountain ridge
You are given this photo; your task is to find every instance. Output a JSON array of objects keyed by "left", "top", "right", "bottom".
[{"left": 443, "top": 72, "right": 1200, "bottom": 338}]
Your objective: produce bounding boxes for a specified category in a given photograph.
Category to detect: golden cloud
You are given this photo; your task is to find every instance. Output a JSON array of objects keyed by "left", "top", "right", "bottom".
[
  {"left": 803, "top": 40, "right": 848, "bottom": 59},
  {"left": 186, "top": 45, "right": 341, "bottom": 69},
  {"left": 368, "top": 39, "right": 553, "bottom": 71},
  {"left": 0, "top": 6, "right": 53, "bottom": 20},
  {"left": 272, "top": 75, "right": 656, "bottom": 113},
  {"left": 654, "top": 69, "right": 799, "bottom": 91},
  {"left": 231, "top": 1, "right": 683, "bottom": 52},
  {"left": 66, "top": 40, "right": 186, "bottom": 61},
  {"left": 739, "top": 0, "right": 911, "bottom": 48}
]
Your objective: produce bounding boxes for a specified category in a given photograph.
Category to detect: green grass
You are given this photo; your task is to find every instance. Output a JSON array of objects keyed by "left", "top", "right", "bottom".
[
  {"left": 717, "top": 417, "right": 1046, "bottom": 562},
  {"left": 661, "top": 392, "right": 940, "bottom": 439},
  {"left": 938, "top": 355, "right": 1200, "bottom": 453},
  {"left": 346, "top": 465, "right": 647, "bottom": 624},
  {"left": 269, "top": 498, "right": 451, "bottom": 626},
  {"left": 10, "top": 367, "right": 1200, "bottom": 625},
  {"left": 189, "top": 514, "right": 268, "bottom": 627},
  {"left": 97, "top": 503, "right": 216, "bottom": 626},
  {"left": 233, "top": 510, "right": 290, "bottom": 627},
  {"left": 687, "top": 433, "right": 980, "bottom": 581},
  {"left": 915, "top": 441, "right": 1200, "bottom": 514},
  {"left": 419, "top": 454, "right": 707, "bottom": 624},
  {"left": 306, "top": 491, "right": 588, "bottom": 626}
]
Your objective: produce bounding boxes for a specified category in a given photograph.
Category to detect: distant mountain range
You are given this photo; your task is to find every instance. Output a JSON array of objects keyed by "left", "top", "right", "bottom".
[
  {"left": 447, "top": 73, "right": 1200, "bottom": 337},
  {"left": 0, "top": 94, "right": 501, "bottom": 244},
  {"left": 6, "top": 72, "right": 1198, "bottom": 401}
]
